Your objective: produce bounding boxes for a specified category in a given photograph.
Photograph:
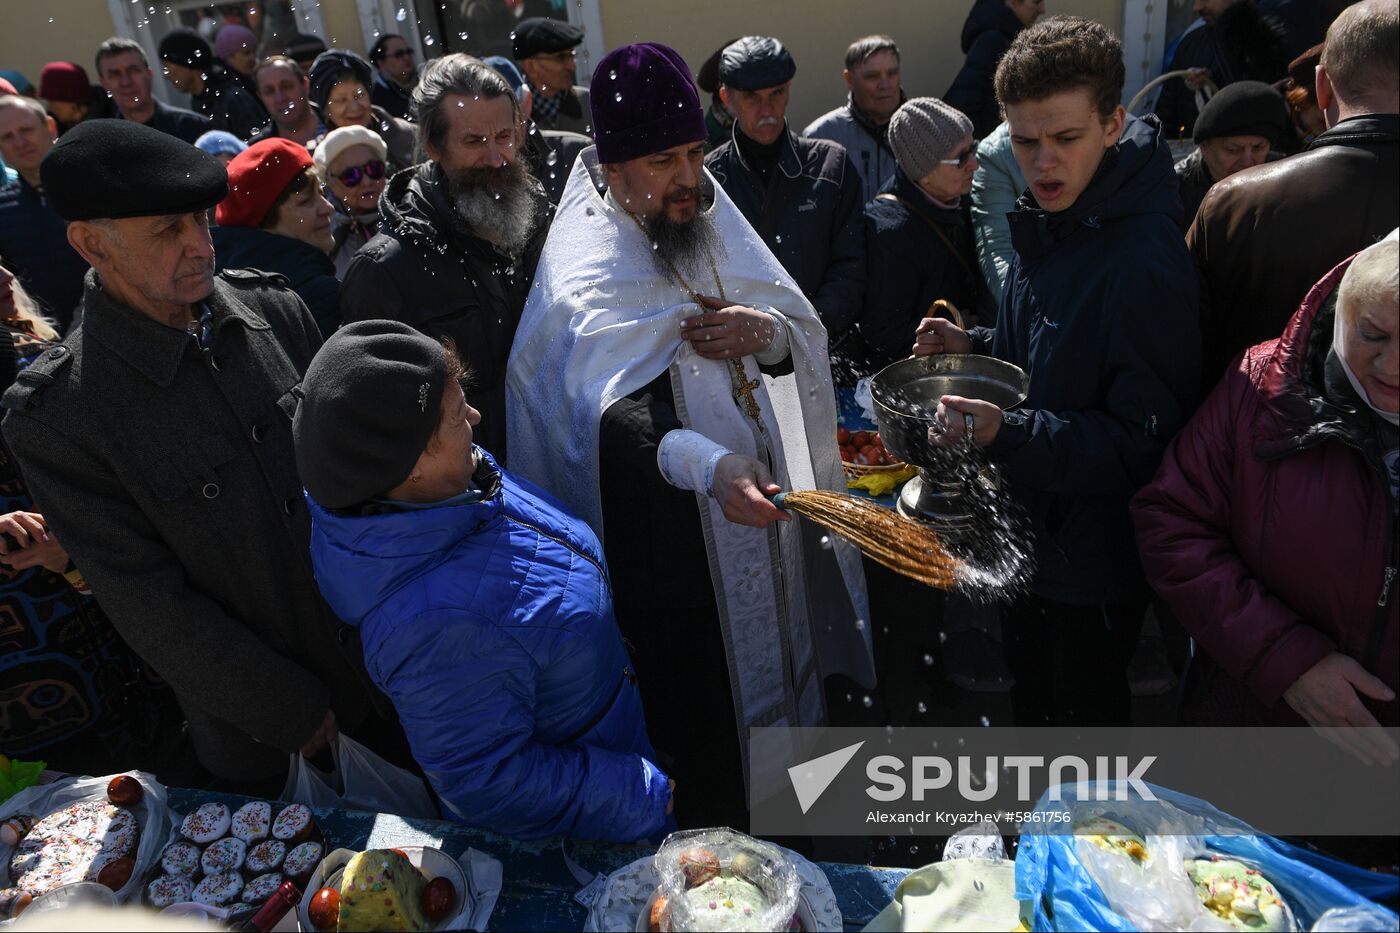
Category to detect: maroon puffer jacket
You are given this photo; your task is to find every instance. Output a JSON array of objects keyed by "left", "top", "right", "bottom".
[{"left": 1132, "top": 256, "right": 1398, "bottom": 726}]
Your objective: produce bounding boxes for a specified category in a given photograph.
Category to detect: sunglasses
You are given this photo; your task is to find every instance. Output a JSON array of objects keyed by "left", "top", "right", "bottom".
[
  {"left": 939, "top": 147, "right": 976, "bottom": 169},
  {"left": 335, "top": 159, "right": 387, "bottom": 187}
]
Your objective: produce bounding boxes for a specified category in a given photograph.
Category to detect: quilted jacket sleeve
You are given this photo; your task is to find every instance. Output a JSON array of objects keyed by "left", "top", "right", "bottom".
[
  {"left": 369, "top": 608, "right": 671, "bottom": 842},
  {"left": 1130, "top": 359, "right": 1335, "bottom": 706}
]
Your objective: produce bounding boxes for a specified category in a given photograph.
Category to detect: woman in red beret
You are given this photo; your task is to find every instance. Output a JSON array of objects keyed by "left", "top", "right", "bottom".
[{"left": 211, "top": 137, "right": 341, "bottom": 336}]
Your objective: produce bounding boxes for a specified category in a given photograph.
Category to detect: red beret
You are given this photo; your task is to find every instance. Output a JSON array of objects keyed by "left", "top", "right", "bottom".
[
  {"left": 39, "top": 62, "right": 93, "bottom": 104},
  {"left": 217, "top": 138, "right": 314, "bottom": 228}
]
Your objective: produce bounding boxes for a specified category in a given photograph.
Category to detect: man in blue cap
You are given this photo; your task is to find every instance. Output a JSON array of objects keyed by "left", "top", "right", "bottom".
[
  {"left": 507, "top": 42, "right": 873, "bottom": 828},
  {"left": 705, "top": 36, "right": 866, "bottom": 374},
  {"left": 484, "top": 54, "right": 589, "bottom": 204}
]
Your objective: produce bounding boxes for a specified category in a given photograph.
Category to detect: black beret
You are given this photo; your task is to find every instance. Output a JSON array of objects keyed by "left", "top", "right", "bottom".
[
  {"left": 293, "top": 320, "right": 449, "bottom": 510},
  {"left": 718, "top": 36, "right": 796, "bottom": 92},
  {"left": 39, "top": 119, "right": 228, "bottom": 222},
  {"left": 1192, "top": 80, "right": 1288, "bottom": 144},
  {"left": 512, "top": 17, "right": 584, "bottom": 60},
  {"left": 158, "top": 27, "right": 213, "bottom": 69}
]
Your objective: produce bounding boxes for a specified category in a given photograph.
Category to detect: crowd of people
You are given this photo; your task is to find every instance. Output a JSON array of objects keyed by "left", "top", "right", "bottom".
[{"left": 0, "top": 0, "right": 1396, "bottom": 843}]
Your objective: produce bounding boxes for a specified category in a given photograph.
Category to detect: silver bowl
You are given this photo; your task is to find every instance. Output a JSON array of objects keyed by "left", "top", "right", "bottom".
[{"left": 870, "top": 355, "right": 1029, "bottom": 527}]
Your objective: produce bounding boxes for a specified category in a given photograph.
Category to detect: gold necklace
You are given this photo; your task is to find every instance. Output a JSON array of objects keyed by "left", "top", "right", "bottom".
[{"left": 624, "top": 209, "right": 763, "bottom": 425}]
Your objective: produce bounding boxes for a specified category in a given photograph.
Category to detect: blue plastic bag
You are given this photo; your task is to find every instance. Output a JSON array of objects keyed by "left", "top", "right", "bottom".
[{"left": 1015, "top": 782, "right": 1398, "bottom": 932}]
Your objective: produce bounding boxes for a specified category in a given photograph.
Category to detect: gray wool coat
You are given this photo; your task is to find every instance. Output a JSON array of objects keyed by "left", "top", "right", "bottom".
[{"left": 1, "top": 269, "right": 378, "bottom": 781}]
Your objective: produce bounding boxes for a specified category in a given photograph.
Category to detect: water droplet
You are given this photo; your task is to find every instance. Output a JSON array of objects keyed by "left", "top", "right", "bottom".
[
  {"left": 861, "top": 695, "right": 873, "bottom": 708},
  {"left": 458, "top": 31, "right": 469, "bottom": 40},
  {"left": 980, "top": 715, "right": 991, "bottom": 727},
  {"left": 922, "top": 654, "right": 934, "bottom": 666},
  {"left": 819, "top": 535, "right": 831, "bottom": 549},
  {"left": 395, "top": 6, "right": 407, "bottom": 20},
  {"left": 916, "top": 701, "right": 927, "bottom": 714},
  {"left": 614, "top": 92, "right": 623, "bottom": 102},
  {"left": 608, "top": 69, "right": 617, "bottom": 80},
  {"left": 48, "top": 15, "right": 54, "bottom": 22},
  {"left": 424, "top": 34, "right": 435, "bottom": 46}
]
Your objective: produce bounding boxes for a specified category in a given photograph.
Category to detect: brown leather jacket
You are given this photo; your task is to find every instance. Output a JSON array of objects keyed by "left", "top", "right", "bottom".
[{"left": 1187, "top": 113, "right": 1398, "bottom": 390}]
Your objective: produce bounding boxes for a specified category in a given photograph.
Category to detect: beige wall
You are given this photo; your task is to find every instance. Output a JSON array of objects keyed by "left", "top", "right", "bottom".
[
  {"left": 597, "top": 0, "right": 1125, "bottom": 131},
  {"left": 0, "top": 0, "right": 119, "bottom": 91},
  {"left": 320, "top": 2, "right": 366, "bottom": 57}
]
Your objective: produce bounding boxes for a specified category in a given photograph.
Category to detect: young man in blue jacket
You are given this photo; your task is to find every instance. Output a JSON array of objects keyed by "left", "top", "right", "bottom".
[{"left": 913, "top": 16, "right": 1201, "bottom": 727}]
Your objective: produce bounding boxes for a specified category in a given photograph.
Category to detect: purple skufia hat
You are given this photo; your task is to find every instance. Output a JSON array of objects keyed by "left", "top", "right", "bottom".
[{"left": 590, "top": 42, "right": 706, "bottom": 164}]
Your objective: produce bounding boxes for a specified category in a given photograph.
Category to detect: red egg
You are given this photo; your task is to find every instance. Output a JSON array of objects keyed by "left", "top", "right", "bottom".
[
  {"left": 106, "top": 775, "right": 143, "bottom": 807},
  {"left": 308, "top": 887, "right": 340, "bottom": 931},
  {"left": 421, "top": 876, "right": 455, "bottom": 922}
]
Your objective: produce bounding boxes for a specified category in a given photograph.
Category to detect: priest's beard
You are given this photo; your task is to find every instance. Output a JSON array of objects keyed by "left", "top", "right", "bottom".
[
  {"left": 446, "top": 159, "right": 546, "bottom": 257},
  {"left": 642, "top": 189, "right": 724, "bottom": 282}
]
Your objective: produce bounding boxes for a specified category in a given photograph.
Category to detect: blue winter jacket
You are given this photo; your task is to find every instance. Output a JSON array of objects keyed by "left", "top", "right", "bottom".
[
  {"left": 306, "top": 450, "right": 671, "bottom": 842},
  {"left": 972, "top": 114, "right": 1201, "bottom": 606}
]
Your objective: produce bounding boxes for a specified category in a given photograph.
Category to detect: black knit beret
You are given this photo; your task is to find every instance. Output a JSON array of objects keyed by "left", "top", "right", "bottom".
[
  {"left": 1192, "top": 80, "right": 1288, "bottom": 144},
  {"left": 511, "top": 17, "right": 584, "bottom": 60},
  {"left": 293, "top": 320, "right": 449, "bottom": 509},
  {"left": 718, "top": 36, "right": 796, "bottom": 92},
  {"left": 39, "top": 119, "right": 228, "bottom": 222},
  {"left": 158, "top": 27, "right": 213, "bottom": 69}
]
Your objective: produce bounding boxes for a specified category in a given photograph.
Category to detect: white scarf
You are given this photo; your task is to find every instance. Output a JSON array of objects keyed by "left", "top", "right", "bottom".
[{"left": 1335, "top": 229, "right": 1400, "bottom": 426}]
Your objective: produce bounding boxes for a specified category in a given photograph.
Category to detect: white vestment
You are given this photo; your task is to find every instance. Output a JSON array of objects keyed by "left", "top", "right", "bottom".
[{"left": 506, "top": 147, "right": 875, "bottom": 791}]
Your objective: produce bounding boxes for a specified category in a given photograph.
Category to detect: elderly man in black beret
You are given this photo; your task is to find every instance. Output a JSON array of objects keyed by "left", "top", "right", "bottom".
[
  {"left": 1173, "top": 80, "right": 1288, "bottom": 231},
  {"left": 705, "top": 37, "right": 866, "bottom": 375},
  {"left": 512, "top": 16, "right": 592, "bottom": 136},
  {"left": 1, "top": 121, "right": 396, "bottom": 790}
]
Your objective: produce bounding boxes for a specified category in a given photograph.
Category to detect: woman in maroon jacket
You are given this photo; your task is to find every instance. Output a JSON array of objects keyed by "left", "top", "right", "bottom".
[{"left": 1132, "top": 233, "right": 1398, "bottom": 760}]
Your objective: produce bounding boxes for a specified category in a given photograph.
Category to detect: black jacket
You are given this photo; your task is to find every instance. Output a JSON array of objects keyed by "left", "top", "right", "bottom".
[
  {"left": 124, "top": 99, "right": 211, "bottom": 145},
  {"left": 971, "top": 114, "right": 1201, "bottom": 606},
  {"left": 0, "top": 175, "right": 88, "bottom": 332},
  {"left": 856, "top": 169, "right": 981, "bottom": 373},
  {"left": 945, "top": 0, "right": 1025, "bottom": 139},
  {"left": 340, "top": 162, "right": 552, "bottom": 458},
  {"left": 706, "top": 126, "right": 866, "bottom": 342},
  {"left": 1188, "top": 113, "right": 1400, "bottom": 390},
  {"left": 523, "top": 123, "right": 591, "bottom": 205},
  {"left": 1155, "top": 1, "right": 1290, "bottom": 136},
  {"left": 212, "top": 226, "right": 340, "bottom": 338},
  {"left": 1173, "top": 147, "right": 1284, "bottom": 232},
  {"left": 371, "top": 70, "right": 413, "bottom": 122},
  {"left": 192, "top": 66, "right": 270, "bottom": 140},
  {"left": 0, "top": 269, "right": 380, "bottom": 781}
]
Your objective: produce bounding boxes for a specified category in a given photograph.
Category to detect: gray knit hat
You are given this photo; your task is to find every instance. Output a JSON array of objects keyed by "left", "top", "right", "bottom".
[{"left": 887, "top": 97, "right": 974, "bottom": 180}]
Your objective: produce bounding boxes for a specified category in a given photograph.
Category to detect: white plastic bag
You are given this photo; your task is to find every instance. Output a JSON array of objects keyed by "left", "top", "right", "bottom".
[
  {"left": 0, "top": 770, "right": 175, "bottom": 904},
  {"left": 337, "top": 733, "right": 437, "bottom": 819},
  {"left": 279, "top": 734, "right": 437, "bottom": 819}
]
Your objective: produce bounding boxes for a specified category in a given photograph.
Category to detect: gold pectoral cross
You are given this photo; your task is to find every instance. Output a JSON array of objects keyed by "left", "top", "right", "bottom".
[{"left": 729, "top": 357, "right": 763, "bottom": 423}]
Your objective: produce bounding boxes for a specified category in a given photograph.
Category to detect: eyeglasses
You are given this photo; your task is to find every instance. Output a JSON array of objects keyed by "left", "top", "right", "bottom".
[
  {"left": 335, "top": 159, "right": 387, "bottom": 187},
  {"left": 939, "top": 148, "right": 976, "bottom": 168},
  {"left": 388, "top": 48, "right": 415, "bottom": 60}
]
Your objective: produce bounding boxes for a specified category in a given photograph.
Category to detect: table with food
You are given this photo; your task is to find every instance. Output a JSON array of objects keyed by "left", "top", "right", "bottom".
[{"left": 2, "top": 761, "right": 1396, "bottom": 932}]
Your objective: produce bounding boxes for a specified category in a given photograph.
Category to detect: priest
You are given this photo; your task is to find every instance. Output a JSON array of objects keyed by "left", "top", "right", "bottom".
[{"left": 506, "top": 42, "right": 873, "bottom": 829}]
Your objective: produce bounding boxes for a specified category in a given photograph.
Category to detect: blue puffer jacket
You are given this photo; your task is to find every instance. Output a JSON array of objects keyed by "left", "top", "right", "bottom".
[
  {"left": 306, "top": 450, "right": 671, "bottom": 842},
  {"left": 973, "top": 114, "right": 1201, "bottom": 606}
]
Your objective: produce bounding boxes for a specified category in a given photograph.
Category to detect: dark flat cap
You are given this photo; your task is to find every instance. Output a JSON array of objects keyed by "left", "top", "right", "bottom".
[
  {"left": 512, "top": 17, "right": 584, "bottom": 60},
  {"left": 718, "top": 36, "right": 795, "bottom": 92},
  {"left": 1193, "top": 80, "right": 1288, "bottom": 144},
  {"left": 158, "top": 27, "right": 213, "bottom": 69},
  {"left": 40, "top": 119, "right": 228, "bottom": 222}
]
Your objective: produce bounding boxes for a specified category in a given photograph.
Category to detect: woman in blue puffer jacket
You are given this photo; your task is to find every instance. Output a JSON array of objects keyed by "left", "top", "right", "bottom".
[{"left": 291, "top": 320, "right": 673, "bottom": 842}]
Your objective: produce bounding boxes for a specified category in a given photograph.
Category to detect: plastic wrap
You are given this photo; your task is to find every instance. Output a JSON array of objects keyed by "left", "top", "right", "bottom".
[
  {"left": 1014, "top": 782, "right": 1400, "bottom": 933},
  {"left": 0, "top": 770, "right": 174, "bottom": 905},
  {"left": 654, "top": 828, "right": 801, "bottom": 933}
]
